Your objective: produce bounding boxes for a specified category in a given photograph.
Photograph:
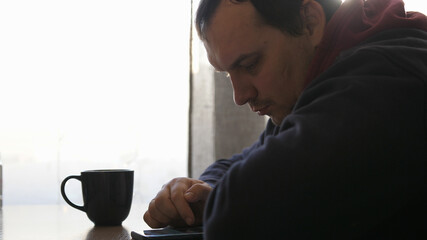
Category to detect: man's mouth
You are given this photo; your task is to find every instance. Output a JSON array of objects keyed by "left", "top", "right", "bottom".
[{"left": 251, "top": 105, "right": 270, "bottom": 116}]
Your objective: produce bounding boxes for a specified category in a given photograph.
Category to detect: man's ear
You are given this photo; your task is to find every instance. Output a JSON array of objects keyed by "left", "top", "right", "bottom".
[{"left": 300, "top": 0, "right": 326, "bottom": 47}]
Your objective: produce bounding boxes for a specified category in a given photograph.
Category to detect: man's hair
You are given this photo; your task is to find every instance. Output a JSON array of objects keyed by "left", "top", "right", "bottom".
[{"left": 196, "top": 0, "right": 342, "bottom": 39}]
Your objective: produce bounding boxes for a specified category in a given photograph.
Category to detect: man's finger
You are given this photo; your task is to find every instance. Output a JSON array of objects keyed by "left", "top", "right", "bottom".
[
  {"left": 154, "top": 192, "right": 180, "bottom": 219},
  {"left": 143, "top": 210, "right": 167, "bottom": 228},
  {"left": 170, "top": 185, "right": 195, "bottom": 225},
  {"left": 146, "top": 199, "right": 173, "bottom": 226},
  {"left": 184, "top": 182, "right": 212, "bottom": 203}
]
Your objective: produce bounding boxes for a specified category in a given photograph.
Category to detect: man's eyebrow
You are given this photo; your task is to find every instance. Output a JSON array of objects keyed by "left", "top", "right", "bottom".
[{"left": 228, "top": 52, "right": 258, "bottom": 71}]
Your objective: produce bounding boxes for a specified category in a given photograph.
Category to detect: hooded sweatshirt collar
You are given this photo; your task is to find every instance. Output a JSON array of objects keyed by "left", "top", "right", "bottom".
[{"left": 305, "top": 0, "right": 427, "bottom": 85}]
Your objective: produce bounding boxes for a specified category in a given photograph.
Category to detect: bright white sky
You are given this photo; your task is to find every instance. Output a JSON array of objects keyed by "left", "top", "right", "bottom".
[{"left": 0, "top": 1, "right": 190, "bottom": 158}]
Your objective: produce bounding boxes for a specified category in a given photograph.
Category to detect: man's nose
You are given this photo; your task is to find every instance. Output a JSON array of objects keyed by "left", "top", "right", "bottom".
[{"left": 229, "top": 74, "right": 257, "bottom": 106}]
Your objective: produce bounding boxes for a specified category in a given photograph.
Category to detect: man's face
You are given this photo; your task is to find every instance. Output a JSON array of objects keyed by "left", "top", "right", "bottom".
[{"left": 203, "top": 1, "right": 318, "bottom": 125}]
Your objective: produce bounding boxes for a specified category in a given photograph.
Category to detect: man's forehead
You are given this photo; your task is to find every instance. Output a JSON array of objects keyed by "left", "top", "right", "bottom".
[
  {"left": 203, "top": 0, "right": 260, "bottom": 71},
  {"left": 207, "top": 0, "right": 255, "bottom": 33},
  {"left": 203, "top": 41, "right": 222, "bottom": 71}
]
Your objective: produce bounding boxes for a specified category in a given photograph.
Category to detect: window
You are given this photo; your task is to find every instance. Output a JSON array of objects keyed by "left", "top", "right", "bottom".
[
  {"left": 403, "top": 0, "right": 427, "bottom": 13},
  {"left": 0, "top": 0, "right": 190, "bottom": 205}
]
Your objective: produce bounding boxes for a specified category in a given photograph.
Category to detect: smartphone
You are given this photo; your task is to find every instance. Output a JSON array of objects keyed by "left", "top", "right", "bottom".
[{"left": 131, "top": 226, "right": 204, "bottom": 240}]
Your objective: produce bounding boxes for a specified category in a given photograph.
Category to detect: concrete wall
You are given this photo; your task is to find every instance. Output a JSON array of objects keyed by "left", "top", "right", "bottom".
[
  {"left": 189, "top": 41, "right": 266, "bottom": 178},
  {"left": 213, "top": 71, "right": 266, "bottom": 160}
]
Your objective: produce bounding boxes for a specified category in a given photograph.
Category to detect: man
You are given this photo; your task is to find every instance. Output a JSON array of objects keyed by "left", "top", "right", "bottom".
[{"left": 144, "top": 0, "right": 427, "bottom": 238}]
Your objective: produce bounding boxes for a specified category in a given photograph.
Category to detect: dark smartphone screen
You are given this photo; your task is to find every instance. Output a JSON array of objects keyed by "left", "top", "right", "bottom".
[{"left": 131, "top": 226, "right": 203, "bottom": 240}]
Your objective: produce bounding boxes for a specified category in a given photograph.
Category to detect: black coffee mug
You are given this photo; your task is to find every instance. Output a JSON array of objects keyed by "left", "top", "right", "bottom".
[{"left": 61, "top": 169, "right": 134, "bottom": 226}]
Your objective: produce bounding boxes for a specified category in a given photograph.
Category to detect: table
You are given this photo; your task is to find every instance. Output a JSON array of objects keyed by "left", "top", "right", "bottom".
[{"left": 0, "top": 203, "right": 150, "bottom": 240}]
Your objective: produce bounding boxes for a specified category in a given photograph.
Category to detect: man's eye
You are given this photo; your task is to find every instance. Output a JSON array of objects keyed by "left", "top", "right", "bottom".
[
  {"left": 243, "top": 59, "right": 259, "bottom": 73},
  {"left": 245, "top": 63, "right": 256, "bottom": 70}
]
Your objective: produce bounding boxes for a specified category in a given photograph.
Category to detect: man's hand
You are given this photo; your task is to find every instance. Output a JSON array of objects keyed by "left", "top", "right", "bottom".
[{"left": 143, "top": 177, "right": 212, "bottom": 228}]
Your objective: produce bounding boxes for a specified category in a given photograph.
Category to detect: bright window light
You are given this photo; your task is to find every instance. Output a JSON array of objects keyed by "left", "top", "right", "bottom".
[
  {"left": 403, "top": 0, "right": 427, "bottom": 13},
  {"left": 341, "top": 0, "right": 427, "bottom": 14},
  {"left": 0, "top": 0, "right": 190, "bottom": 205}
]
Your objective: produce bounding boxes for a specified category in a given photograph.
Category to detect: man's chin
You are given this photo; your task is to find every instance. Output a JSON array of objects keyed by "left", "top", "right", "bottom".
[
  {"left": 270, "top": 117, "right": 281, "bottom": 126},
  {"left": 270, "top": 114, "right": 287, "bottom": 126}
]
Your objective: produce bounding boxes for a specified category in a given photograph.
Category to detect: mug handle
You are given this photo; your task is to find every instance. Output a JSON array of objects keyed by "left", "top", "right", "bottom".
[{"left": 60, "top": 175, "right": 85, "bottom": 212}]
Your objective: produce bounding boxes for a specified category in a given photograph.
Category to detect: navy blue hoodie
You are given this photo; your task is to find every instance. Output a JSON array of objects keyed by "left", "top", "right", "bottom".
[{"left": 200, "top": 0, "right": 427, "bottom": 239}]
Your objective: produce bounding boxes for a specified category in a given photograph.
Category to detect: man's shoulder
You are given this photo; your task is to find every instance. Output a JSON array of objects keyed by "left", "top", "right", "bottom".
[
  {"left": 292, "top": 28, "right": 427, "bottom": 127},
  {"left": 339, "top": 28, "right": 427, "bottom": 72},
  {"left": 306, "top": 28, "right": 427, "bottom": 92}
]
